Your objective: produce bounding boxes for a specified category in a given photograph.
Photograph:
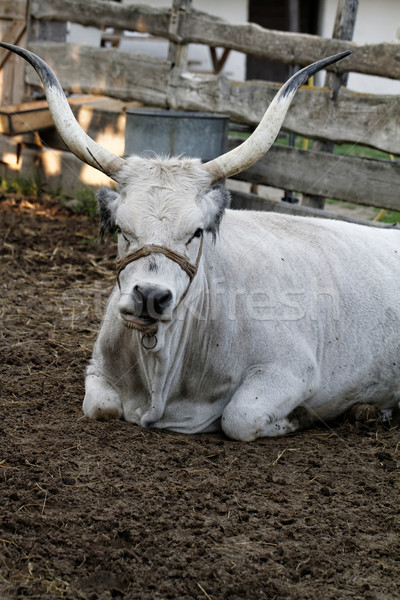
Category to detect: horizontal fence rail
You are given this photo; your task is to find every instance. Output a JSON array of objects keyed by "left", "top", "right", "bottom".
[
  {"left": 228, "top": 139, "right": 400, "bottom": 212},
  {"left": 27, "top": 43, "right": 171, "bottom": 107},
  {"left": 30, "top": 0, "right": 400, "bottom": 80},
  {"left": 229, "top": 190, "right": 398, "bottom": 228}
]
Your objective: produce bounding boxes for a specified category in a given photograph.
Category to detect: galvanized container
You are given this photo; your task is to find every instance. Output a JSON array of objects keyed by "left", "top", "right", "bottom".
[{"left": 125, "top": 109, "right": 229, "bottom": 161}]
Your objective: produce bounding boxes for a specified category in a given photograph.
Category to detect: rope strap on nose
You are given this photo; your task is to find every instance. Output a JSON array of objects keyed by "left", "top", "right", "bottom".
[{"left": 116, "top": 237, "right": 204, "bottom": 292}]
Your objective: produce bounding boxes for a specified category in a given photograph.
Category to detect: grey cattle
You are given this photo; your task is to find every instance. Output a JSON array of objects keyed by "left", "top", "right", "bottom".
[{"left": 2, "top": 42, "right": 398, "bottom": 440}]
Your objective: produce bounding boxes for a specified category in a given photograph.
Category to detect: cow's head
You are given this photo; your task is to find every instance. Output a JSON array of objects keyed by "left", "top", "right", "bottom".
[
  {"left": 0, "top": 43, "right": 350, "bottom": 334},
  {"left": 97, "top": 156, "right": 229, "bottom": 331}
]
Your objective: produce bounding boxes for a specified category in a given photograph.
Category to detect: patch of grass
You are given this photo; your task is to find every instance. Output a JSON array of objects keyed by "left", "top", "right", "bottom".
[
  {"left": 0, "top": 175, "right": 102, "bottom": 219},
  {"left": 325, "top": 199, "right": 363, "bottom": 211},
  {"left": 274, "top": 133, "right": 307, "bottom": 149},
  {"left": 0, "top": 176, "right": 41, "bottom": 197},
  {"left": 373, "top": 209, "right": 400, "bottom": 224},
  {"left": 333, "top": 143, "right": 397, "bottom": 161},
  {"left": 58, "top": 187, "right": 99, "bottom": 217},
  {"left": 46, "top": 184, "right": 101, "bottom": 219},
  {"left": 74, "top": 188, "right": 98, "bottom": 217},
  {"left": 271, "top": 133, "right": 400, "bottom": 161}
]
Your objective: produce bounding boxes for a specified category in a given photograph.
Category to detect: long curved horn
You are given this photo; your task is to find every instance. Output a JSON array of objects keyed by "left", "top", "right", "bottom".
[
  {"left": 0, "top": 43, "right": 126, "bottom": 180},
  {"left": 203, "top": 51, "right": 352, "bottom": 183}
]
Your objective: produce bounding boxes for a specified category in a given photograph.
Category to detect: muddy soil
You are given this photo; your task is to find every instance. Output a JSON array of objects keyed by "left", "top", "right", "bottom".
[{"left": 1, "top": 193, "right": 399, "bottom": 600}]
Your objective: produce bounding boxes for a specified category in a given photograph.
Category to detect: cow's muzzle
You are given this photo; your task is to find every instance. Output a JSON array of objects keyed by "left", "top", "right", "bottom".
[
  {"left": 133, "top": 285, "right": 173, "bottom": 317},
  {"left": 116, "top": 238, "right": 203, "bottom": 338},
  {"left": 120, "top": 285, "right": 173, "bottom": 333}
]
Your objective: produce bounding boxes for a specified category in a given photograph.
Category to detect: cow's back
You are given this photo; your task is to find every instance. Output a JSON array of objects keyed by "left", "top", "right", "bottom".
[{"left": 209, "top": 210, "right": 400, "bottom": 414}]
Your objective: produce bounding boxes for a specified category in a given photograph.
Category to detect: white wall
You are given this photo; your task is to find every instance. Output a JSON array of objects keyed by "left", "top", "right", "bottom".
[
  {"left": 68, "top": 24, "right": 102, "bottom": 46},
  {"left": 121, "top": 0, "right": 247, "bottom": 79},
  {"left": 319, "top": 0, "right": 400, "bottom": 95},
  {"left": 189, "top": 0, "right": 247, "bottom": 79}
]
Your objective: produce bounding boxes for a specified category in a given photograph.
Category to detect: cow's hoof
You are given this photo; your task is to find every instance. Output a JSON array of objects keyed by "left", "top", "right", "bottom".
[
  {"left": 87, "top": 404, "right": 123, "bottom": 421},
  {"left": 350, "top": 403, "right": 380, "bottom": 423},
  {"left": 83, "top": 394, "right": 123, "bottom": 421}
]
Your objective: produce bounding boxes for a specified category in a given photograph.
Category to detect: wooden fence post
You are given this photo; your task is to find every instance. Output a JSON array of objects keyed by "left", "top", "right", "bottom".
[
  {"left": 167, "top": 0, "right": 192, "bottom": 70},
  {"left": 301, "top": 0, "right": 359, "bottom": 209},
  {"left": 0, "top": 0, "right": 28, "bottom": 105}
]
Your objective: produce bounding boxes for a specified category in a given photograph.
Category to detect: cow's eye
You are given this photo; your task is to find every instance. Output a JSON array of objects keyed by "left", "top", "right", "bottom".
[
  {"left": 117, "top": 228, "right": 131, "bottom": 243},
  {"left": 186, "top": 228, "right": 203, "bottom": 245}
]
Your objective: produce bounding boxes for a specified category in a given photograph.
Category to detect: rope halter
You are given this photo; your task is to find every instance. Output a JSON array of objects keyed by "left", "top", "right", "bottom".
[{"left": 115, "top": 236, "right": 204, "bottom": 347}]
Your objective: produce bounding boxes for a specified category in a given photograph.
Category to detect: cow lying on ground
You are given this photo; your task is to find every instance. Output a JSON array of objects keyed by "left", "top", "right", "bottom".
[{"left": 2, "top": 42, "right": 399, "bottom": 440}]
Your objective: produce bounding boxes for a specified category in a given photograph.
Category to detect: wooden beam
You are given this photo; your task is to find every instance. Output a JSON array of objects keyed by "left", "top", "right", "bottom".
[
  {"left": 210, "top": 48, "right": 231, "bottom": 74},
  {"left": 29, "top": 0, "right": 400, "bottom": 80},
  {"left": 167, "top": 0, "right": 192, "bottom": 70},
  {"left": 26, "top": 42, "right": 171, "bottom": 107},
  {"left": 228, "top": 139, "right": 400, "bottom": 212},
  {"left": 229, "top": 190, "right": 398, "bottom": 229},
  {"left": 30, "top": 0, "right": 171, "bottom": 38},
  {"left": 0, "top": 0, "right": 27, "bottom": 20},
  {"left": 179, "top": 11, "right": 400, "bottom": 80},
  {"left": 324, "top": 0, "right": 359, "bottom": 98},
  {"left": 168, "top": 68, "right": 400, "bottom": 155},
  {"left": 0, "top": 21, "right": 27, "bottom": 69},
  {"left": 303, "top": 0, "right": 358, "bottom": 208},
  {"left": 0, "top": 95, "right": 113, "bottom": 135}
]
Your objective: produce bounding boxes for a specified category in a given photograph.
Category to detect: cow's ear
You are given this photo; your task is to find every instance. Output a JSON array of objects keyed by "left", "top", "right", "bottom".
[
  {"left": 201, "top": 184, "right": 230, "bottom": 240},
  {"left": 97, "top": 187, "right": 119, "bottom": 240}
]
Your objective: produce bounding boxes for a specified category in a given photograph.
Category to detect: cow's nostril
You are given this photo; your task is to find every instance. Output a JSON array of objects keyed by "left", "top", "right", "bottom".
[
  {"left": 132, "top": 285, "right": 145, "bottom": 310},
  {"left": 132, "top": 286, "right": 172, "bottom": 318},
  {"left": 133, "top": 284, "right": 144, "bottom": 300},
  {"left": 154, "top": 290, "right": 172, "bottom": 313}
]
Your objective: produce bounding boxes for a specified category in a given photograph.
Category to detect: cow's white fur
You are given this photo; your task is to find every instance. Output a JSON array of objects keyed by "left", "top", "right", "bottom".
[{"left": 83, "top": 156, "right": 400, "bottom": 440}]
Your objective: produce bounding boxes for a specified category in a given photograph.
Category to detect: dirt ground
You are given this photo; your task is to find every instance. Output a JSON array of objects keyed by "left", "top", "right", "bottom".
[{"left": 1, "top": 193, "right": 399, "bottom": 600}]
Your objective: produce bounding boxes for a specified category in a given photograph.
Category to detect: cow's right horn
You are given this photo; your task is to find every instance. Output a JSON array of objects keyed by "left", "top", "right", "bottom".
[
  {"left": 203, "top": 50, "right": 352, "bottom": 184},
  {"left": 0, "top": 43, "right": 126, "bottom": 180}
]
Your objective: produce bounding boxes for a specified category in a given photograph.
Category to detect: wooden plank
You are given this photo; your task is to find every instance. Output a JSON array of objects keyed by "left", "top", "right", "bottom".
[
  {"left": 30, "top": 0, "right": 171, "bottom": 37},
  {"left": 169, "top": 69, "right": 400, "bottom": 155},
  {"left": 167, "top": 0, "right": 191, "bottom": 70},
  {"left": 324, "top": 0, "right": 358, "bottom": 98},
  {"left": 0, "top": 95, "right": 102, "bottom": 115},
  {"left": 0, "top": 95, "right": 107, "bottom": 135},
  {"left": 26, "top": 42, "right": 170, "bottom": 107},
  {"left": 0, "top": 105, "right": 50, "bottom": 134},
  {"left": 29, "top": 0, "right": 400, "bottom": 80},
  {"left": 0, "top": 0, "right": 27, "bottom": 20},
  {"left": 0, "top": 21, "right": 27, "bottom": 69},
  {"left": 228, "top": 139, "right": 400, "bottom": 212},
  {"left": 302, "top": 0, "right": 358, "bottom": 209},
  {"left": 0, "top": 24, "right": 27, "bottom": 105},
  {"left": 8, "top": 96, "right": 137, "bottom": 154},
  {"left": 229, "top": 190, "right": 398, "bottom": 229},
  {"left": 179, "top": 10, "right": 400, "bottom": 80}
]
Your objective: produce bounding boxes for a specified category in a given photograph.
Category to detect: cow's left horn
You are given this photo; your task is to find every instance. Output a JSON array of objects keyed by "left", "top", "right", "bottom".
[
  {"left": 0, "top": 43, "right": 126, "bottom": 180},
  {"left": 203, "top": 51, "right": 352, "bottom": 184}
]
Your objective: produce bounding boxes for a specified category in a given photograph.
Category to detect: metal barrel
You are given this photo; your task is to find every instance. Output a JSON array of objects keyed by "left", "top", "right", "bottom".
[{"left": 125, "top": 109, "right": 229, "bottom": 161}]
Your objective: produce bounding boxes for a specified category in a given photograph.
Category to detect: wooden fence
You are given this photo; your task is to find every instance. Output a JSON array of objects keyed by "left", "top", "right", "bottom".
[
  {"left": 1, "top": 0, "right": 400, "bottom": 221},
  {"left": 0, "top": 0, "right": 27, "bottom": 106}
]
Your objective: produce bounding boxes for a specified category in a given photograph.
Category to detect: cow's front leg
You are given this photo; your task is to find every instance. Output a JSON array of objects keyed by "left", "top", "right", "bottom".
[
  {"left": 83, "top": 372, "right": 123, "bottom": 421},
  {"left": 221, "top": 362, "right": 318, "bottom": 441}
]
